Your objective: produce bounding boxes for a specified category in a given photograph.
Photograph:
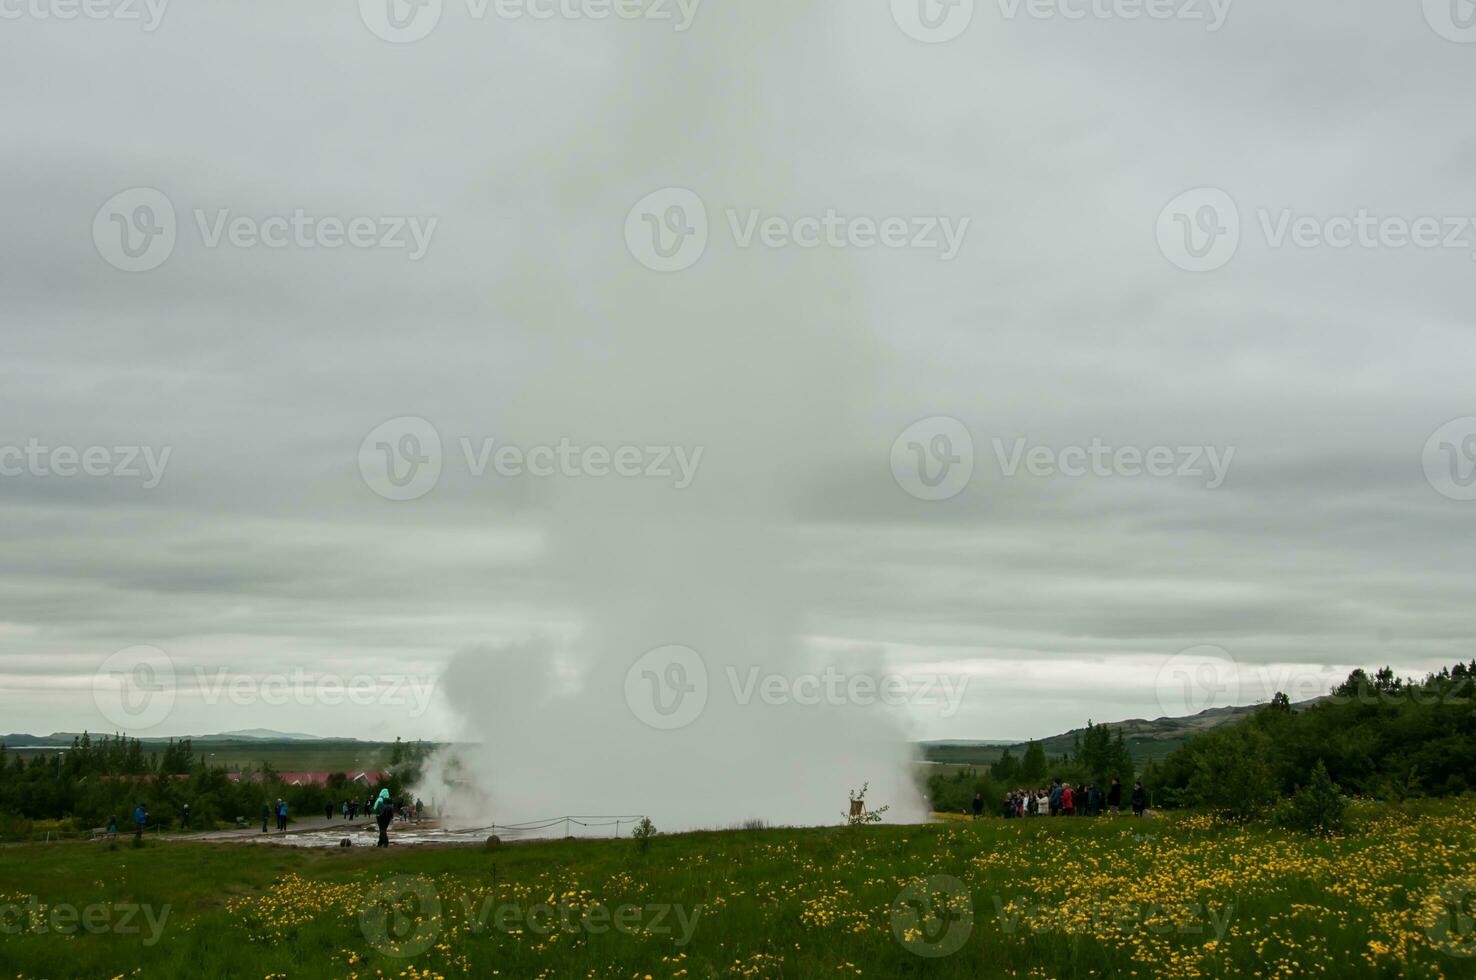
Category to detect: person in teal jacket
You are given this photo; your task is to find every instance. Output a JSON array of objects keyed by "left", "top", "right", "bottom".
[{"left": 373, "top": 788, "right": 393, "bottom": 847}]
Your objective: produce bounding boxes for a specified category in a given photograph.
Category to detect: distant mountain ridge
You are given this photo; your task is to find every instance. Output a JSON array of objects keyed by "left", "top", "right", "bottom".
[
  {"left": 208, "top": 728, "right": 330, "bottom": 741},
  {"left": 920, "top": 699, "right": 1319, "bottom": 767},
  {"left": 1, "top": 729, "right": 352, "bottom": 747},
  {"left": 918, "top": 738, "right": 1018, "bottom": 746}
]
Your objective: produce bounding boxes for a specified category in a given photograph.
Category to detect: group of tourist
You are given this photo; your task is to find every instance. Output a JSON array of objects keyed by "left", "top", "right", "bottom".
[
  {"left": 329, "top": 795, "right": 423, "bottom": 823},
  {"left": 973, "top": 778, "right": 1149, "bottom": 820},
  {"left": 258, "top": 790, "right": 404, "bottom": 845},
  {"left": 262, "top": 798, "right": 289, "bottom": 832},
  {"left": 103, "top": 791, "right": 421, "bottom": 841},
  {"left": 333, "top": 798, "right": 367, "bottom": 821}
]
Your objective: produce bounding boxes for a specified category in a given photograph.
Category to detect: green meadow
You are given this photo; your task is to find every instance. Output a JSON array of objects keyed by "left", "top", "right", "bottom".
[{"left": 3, "top": 800, "right": 1476, "bottom": 979}]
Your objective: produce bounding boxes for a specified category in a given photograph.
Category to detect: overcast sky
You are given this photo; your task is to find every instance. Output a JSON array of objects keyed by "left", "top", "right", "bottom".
[{"left": 2, "top": 0, "right": 1473, "bottom": 747}]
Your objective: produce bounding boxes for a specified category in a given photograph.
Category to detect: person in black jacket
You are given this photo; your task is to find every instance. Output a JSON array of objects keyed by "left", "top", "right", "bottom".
[
  {"left": 373, "top": 789, "right": 394, "bottom": 847},
  {"left": 971, "top": 793, "right": 984, "bottom": 821},
  {"left": 1131, "top": 780, "right": 1148, "bottom": 817},
  {"left": 1107, "top": 778, "right": 1123, "bottom": 817}
]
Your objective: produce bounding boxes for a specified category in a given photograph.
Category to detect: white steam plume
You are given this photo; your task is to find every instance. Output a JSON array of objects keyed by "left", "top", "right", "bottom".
[{"left": 421, "top": 0, "right": 926, "bottom": 831}]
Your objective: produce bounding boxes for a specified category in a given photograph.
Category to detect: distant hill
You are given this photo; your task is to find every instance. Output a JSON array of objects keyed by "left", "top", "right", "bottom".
[
  {"left": 0, "top": 733, "right": 60, "bottom": 747},
  {"left": 919, "top": 700, "right": 1319, "bottom": 768},
  {"left": 203, "top": 729, "right": 336, "bottom": 742},
  {"left": 2, "top": 729, "right": 351, "bottom": 747},
  {"left": 918, "top": 739, "right": 1018, "bottom": 747},
  {"left": 1011, "top": 703, "right": 1270, "bottom": 766}
]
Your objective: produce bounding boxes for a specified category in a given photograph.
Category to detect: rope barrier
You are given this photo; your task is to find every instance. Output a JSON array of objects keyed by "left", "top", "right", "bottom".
[{"left": 456, "top": 814, "right": 646, "bottom": 838}]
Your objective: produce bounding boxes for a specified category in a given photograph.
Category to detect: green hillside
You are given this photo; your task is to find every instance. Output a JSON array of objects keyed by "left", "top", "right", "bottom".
[{"left": 920, "top": 702, "right": 1282, "bottom": 770}]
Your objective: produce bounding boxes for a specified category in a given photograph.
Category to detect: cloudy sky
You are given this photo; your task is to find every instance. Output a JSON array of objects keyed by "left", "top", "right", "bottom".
[{"left": 2, "top": 0, "right": 1474, "bottom": 749}]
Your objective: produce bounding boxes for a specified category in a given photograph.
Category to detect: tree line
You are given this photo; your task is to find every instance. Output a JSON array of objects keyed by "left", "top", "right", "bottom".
[
  {"left": 0, "top": 733, "right": 429, "bottom": 839},
  {"left": 930, "top": 660, "right": 1476, "bottom": 830},
  {"left": 927, "top": 722, "right": 1134, "bottom": 815},
  {"left": 1143, "top": 660, "right": 1476, "bottom": 826}
]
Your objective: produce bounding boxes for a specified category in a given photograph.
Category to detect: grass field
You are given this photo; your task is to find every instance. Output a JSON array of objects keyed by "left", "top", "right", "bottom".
[
  {"left": 187, "top": 740, "right": 398, "bottom": 774},
  {"left": 4, "top": 740, "right": 401, "bottom": 774},
  {"left": 3, "top": 800, "right": 1476, "bottom": 978}
]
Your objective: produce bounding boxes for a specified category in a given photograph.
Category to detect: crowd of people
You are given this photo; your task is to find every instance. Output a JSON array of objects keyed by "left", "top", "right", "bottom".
[
  {"left": 254, "top": 792, "right": 424, "bottom": 844},
  {"left": 99, "top": 788, "right": 424, "bottom": 841},
  {"left": 261, "top": 792, "right": 428, "bottom": 844},
  {"left": 327, "top": 794, "right": 423, "bottom": 823},
  {"left": 263, "top": 798, "right": 289, "bottom": 832},
  {"left": 973, "top": 778, "right": 1149, "bottom": 820}
]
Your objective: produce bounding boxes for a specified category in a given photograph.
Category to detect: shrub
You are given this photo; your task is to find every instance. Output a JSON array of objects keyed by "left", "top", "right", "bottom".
[
  {"left": 1187, "top": 725, "right": 1279, "bottom": 823},
  {"left": 1276, "top": 760, "right": 1347, "bottom": 836},
  {"left": 843, "top": 783, "right": 891, "bottom": 826},
  {"left": 631, "top": 817, "right": 656, "bottom": 853}
]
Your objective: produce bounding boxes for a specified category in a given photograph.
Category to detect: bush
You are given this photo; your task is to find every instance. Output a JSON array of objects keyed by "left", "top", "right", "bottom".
[
  {"left": 1187, "top": 725, "right": 1278, "bottom": 823},
  {"left": 1275, "top": 760, "right": 1347, "bottom": 836},
  {"left": 843, "top": 783, "right": 890, "bottom": 826},
  {"left": 631, "top": 817, "right": 656, "bottom": 853}
]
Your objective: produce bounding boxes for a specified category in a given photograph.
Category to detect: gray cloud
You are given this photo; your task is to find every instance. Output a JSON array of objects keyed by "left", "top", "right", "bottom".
[{"left": 0, "top": 0, "right": 1472, "bottom": 766}]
